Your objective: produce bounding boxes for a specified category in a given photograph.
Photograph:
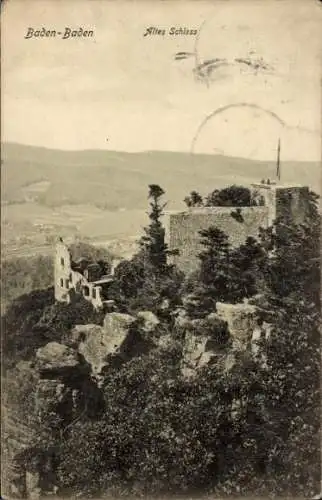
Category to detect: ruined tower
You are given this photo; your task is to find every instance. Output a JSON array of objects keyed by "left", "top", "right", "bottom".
[
  {"left": 54, "top": 238, "right": 115, "bottom": 309},
  {"left": 54, "top": 238, "right": 73, "bottom": 303},
  {"left": 251, "top": 139, "right": 310, "bottom": 226}
]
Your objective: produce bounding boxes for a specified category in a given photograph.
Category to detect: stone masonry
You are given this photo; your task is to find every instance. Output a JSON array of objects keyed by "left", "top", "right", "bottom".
[{"left": 169, "top": 181, "right": 310, "bottom": 274}]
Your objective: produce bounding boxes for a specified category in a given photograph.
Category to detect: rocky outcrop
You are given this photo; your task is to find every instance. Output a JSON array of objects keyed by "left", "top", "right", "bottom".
[
  {"left": 35, "top": 342, "right": 87, "bottom": 379},
  {"left": 215, "top": 301, "right": 272, "bottom": 361},
  {"left": 71, "top": 312, "right": 154, "bottom": 376},
  {"left": 76, "top": 313, "right": 135, "bottom": 374},
  {"left": 177, "top": 302, "right": 271, "bottom": 378},
  {"left": 179, "top": 314, "right": 230, "bottom": 378},
  {"left": 216, "top": 301, "right": 259, "bottom": 349},
  {"left": 2, "top": 365, "right": 36, "bottom": 499},
  {"left": 35, "top": 340, "right": 103, "bottom": 429},
  {"left": 71, "top": 323, "right": 103, "bottom": 344},
  {"left": 35, "top": 312, "right": 158, "bottom": 384},
  {"left": 103, "top": 312, "right": 136, "bottom": 340},
  {"left": 137, "top": 310, "right": 160, "bottom": 334},
  {"left": 181, "top": 330, "right": 214, "bottom": 378},
  {"left": 5, "top": 312, "right": 159, "bottom": 497}
]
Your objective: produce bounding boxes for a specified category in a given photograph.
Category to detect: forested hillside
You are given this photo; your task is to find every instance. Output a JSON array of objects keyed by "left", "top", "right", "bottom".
[{"left": 2, "top": 185, "right": 320, "bottom": 499}]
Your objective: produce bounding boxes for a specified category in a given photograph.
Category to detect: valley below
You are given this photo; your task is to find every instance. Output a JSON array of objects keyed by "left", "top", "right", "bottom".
[{"left": 2, "top": 142, "right": 320, "bottom": 261}]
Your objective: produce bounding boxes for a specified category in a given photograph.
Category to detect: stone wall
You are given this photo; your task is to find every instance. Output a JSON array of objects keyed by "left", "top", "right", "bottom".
[
  {"left": 275, "top": 186, "right": 310, "bottom": 225},
  {"left": 169, "top": 206, "right": 269, "bottom": 274},
  {"left": 54, "top": 241, "right": 73, "bottom": 303}
]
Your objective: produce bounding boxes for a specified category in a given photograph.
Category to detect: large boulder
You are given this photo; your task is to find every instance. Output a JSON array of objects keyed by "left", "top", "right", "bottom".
[
  {"left": 35, "top": 342, "right": 84, "bottom": 378},
  {"left": 75, "top": 313, "right": 137, "bottom": 375},
  {"left": 216, "top": 302, "right": 259, "bottom": 349},
  {"left": 103, "top": 312, "right": 136, "bottom": 334},
  {"left": 70, "top": 312, "right": 156, "bottom": 377}
]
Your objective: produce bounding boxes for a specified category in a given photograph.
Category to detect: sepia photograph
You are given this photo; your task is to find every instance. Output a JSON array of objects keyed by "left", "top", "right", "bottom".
[{"left": 1, "top": 0, "right": 321, "bottom": 498}]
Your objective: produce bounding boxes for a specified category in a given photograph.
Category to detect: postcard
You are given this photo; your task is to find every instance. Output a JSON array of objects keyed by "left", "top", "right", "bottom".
[{"left": 1, "top": 0, "right": 321, "bottom": 498}]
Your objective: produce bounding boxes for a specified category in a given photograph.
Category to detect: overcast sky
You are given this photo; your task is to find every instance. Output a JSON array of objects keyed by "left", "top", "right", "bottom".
[{"left": 2, "top": 0, "right": 321, "bottom": 160}]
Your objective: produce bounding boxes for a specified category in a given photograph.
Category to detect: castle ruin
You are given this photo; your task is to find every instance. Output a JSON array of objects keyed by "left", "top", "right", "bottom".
[
  {"left": 169, "top": 181, "right": 310, "bottom": 274},
  {"left": 54, "top": 239, "right": 115, "bottom": 310},
  {"left": 54, "top": 181, "right": 311, "bottom": 306}
]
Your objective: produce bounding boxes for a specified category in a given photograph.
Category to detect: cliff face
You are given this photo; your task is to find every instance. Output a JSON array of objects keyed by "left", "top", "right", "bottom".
[{"left": 176, "top": 301, "right": 272, "bottom": 378}]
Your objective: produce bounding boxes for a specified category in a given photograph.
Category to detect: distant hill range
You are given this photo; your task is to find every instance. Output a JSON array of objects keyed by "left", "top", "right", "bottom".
[{"left": 2, "top": 142, "right": 320, "bottom": 210}]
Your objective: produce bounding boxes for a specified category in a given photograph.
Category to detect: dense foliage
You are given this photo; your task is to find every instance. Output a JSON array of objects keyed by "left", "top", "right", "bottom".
[
  {"left": 2, "top": 290, "right": 103, "bottom": 369},
  {"left": 192, "top": 228, "right": 265, "bottom": 312},
  {"left": 3, "top": 184, "right": 321, "bottom": 498},
  {"left": 184, "top": 185, "right": 258, "bottom": 208},
  {"left": 205, "top": 185, "right": 257, "bottom": 207}
]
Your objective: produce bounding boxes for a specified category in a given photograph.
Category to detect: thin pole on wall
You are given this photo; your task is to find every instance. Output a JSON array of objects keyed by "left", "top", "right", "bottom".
[{"left": 276, "top": 137, "right": 281, "bottom": 182}]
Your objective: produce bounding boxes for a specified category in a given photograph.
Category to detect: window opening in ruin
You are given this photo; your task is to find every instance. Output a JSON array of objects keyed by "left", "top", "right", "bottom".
[
  {"left": 83, "top": 286, "right": 90, "bottom": 297},
  {"left": 60, "top": 278, "right": 64, "bottom": 287},
  {"left": 61, "top": 257, "right": 64, "bottom": 267},
  {"left": 65, "top": 279, "right": 69, "bottom": 289}
]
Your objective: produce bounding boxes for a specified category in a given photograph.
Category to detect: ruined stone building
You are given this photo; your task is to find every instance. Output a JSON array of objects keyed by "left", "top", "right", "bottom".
[
  {"left": 54, "top": 239, "right": 115, "bottom": 309},
  {"left": 55, "top": 180, "right": 311, "bottom": 307},
  {"left": 168, "top": 180, "right": 310, "bottom": 274}
]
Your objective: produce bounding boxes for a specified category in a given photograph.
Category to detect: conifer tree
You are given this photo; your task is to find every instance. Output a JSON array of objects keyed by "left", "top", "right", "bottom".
[
  {"left": 195, "top": 226, "right": 237, "bottom": 309},
  {"left": 110, "top": 185, "right": 182, "bottom": 315},
  {"left": 230, "top": 236, "right": 267, "bottom": 300},
  {"left": 188, "top": 230, "right": 266, "bottom": 316},
  {"left": 139, "top": 184, "right": 171, "bottom": 272}
]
